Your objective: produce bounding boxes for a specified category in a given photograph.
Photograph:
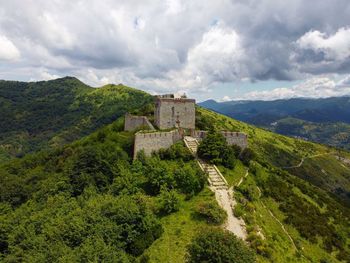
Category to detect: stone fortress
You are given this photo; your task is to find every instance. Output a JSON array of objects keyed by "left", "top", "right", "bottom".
[{"left": 124, "top": 94, "right": 248, "bottom": 158}]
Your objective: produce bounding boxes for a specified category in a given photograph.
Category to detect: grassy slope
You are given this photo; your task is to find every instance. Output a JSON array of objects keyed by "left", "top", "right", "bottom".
[
  {"left": 144, "top": 108, "right": 350, "bottom": 262},
  {"left": 196, "top": 107, "right": 350, "bottom": 262},
  {"left": 0, "top": 77, "right": 153, "bottom": 161},
  {"left": 0, "top": 79, "right": 349, "bottom": 262}
]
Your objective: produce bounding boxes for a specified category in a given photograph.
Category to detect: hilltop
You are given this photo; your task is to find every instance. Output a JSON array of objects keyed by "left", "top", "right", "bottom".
[
  {"left": 0, "top": 78, "right": 349, "bottom": 262},
  {"left": 0, "top": 77, "right": 153, "bottom": 161}
]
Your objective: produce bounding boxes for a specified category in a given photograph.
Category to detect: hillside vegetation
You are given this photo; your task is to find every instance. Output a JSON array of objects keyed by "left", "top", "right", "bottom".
[
  {"left": 0, "top": 78, "right": 349, "bottom": 262},
  {"left": 0, "top": 77, "right": 153, "bottom": 161}
]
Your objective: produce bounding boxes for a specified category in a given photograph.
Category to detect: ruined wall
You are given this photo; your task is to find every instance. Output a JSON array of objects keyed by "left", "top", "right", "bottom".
[
  {"left": 133, "top": 130, "right": 182, "bottom": 159},
  {"left": 192, "top": 130, "right": 248, "bottom": 149},
  {"left": 124, "top": 113, "right": 155, "bottom": 131},
  {"left": 155, "top": 98, "right": 195, "bottom": 130}
]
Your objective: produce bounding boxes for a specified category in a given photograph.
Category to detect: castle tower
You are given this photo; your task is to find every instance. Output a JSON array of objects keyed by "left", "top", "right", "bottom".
[{"left": 154, "top": 94, "right": 195, "bottom": 130}]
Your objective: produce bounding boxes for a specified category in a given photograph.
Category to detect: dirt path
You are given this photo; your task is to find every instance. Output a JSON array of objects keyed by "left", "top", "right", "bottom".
[
  {"left": 256, "top": 187, "right": 297, "bottom": 251},
  {"left": 183, "top": 136, "right": 247, "bottom": 239},
  {"left": 214, "top": 188, "right": 247, "bottom": 239},
  {"left": 283, "top": 152, "right": 334, "bottom": 169}
]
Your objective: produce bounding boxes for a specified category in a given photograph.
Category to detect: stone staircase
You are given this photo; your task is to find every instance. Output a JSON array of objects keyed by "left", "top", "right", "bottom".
[
  {"left": 184, "top": 136, "right": 246, "bottom": 239},
  {"left": 184, "top": 136, "right": 228, "bottom": 190}
]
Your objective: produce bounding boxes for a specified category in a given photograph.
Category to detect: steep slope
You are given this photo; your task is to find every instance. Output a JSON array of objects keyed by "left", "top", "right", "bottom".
[
  {"left": 0, "top": 77, "right": 153, "bottom": 161},
  {"left": 0, "top": 79, "right": 349, "bottom": 262},
  {"left": 195, "top": 108, "right": 350, "bottom": 262}
]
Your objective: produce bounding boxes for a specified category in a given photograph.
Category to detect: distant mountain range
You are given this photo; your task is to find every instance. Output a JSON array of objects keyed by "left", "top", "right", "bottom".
[
  {"left": 0, "top": 78, "right": 349, "bottom": 261},
  {"left": 199, "top": 96, "right": 350, "bottom": 149}
]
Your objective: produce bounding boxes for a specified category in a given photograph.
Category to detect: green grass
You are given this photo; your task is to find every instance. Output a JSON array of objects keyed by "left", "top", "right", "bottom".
[
  {"left": 143, "top": 188, "right": 216, "bottom": 263},
  {"left": 218, "top": 160, "right": 247, "bottom": 187}
]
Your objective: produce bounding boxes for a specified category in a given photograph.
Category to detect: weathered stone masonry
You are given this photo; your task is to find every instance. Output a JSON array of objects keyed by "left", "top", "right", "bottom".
[
  {"left": 133, "top": 130, "right": 182, "bottom": 159},
  {"left": 125, "top": 93, "right": 248, "bottom": 158},
  {"left": 124, "top": 113, "right": 155, "bottom": 131},
  {"left": 192, "top": 130, "right": 248, "bottom": 149},
  {"left": 154, "top": 95, "right": 195, "bottom": 130}
]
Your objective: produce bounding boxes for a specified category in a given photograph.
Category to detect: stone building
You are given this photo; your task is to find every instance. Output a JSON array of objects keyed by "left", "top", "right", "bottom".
[
  {"left": 124, "top": 93, "right": 248, "bottom": 158},
  {"left": 154, "top": 94, "right": 195, "bottom": 130}
]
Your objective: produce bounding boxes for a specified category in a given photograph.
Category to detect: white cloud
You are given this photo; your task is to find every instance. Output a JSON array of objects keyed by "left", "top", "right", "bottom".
[
  {"left": 221, "top": 95, "right": 232, "bottom": 102},
  {"left": 297, "top": 27, "right": 350, "bottom": 61},
  {"left": 29, "top": 69, "right": 60, "bottom": 81},
  {"left": 159, "top": 22, "right": 246, "bottom": 92},
  {"left": 239, "top": 76, "right": 350, "bottom": 101},
  {"left": 0, "top": 35, "right": 20, "bottom": 61},
  {"left": 0, "top": 0, "right": 350, "bottom": 100}
]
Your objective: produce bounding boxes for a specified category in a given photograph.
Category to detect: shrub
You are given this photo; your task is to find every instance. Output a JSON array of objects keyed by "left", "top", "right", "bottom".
[
  {"left": 194, "top": 201, "right": 227, "bottom": 225},
  {"left": 158, "top": 188, "right": 180, "bottom": 215},
  {"left": 174, "top": 164, "right": 206, "bottom": 195},
  {"left": 158, "top": 142, "right": 193, "bottom": 161},
  {"left": 186, "top": 228, "right": 255, "bottom": 263},
  {"left": 197, "top": 129, "right": 237, "bottom": 169},
  {"left": 239, "top": 148, "right": 255, "bottom": 165},
  {"left": 233, "top": 204, "right": 244, "bottom": 218}
]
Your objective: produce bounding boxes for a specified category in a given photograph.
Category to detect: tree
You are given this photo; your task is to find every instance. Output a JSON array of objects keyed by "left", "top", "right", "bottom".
[
  {"left": 197, "top": 129, "right": 237, "bottom": 168},
  {"left": 186, "top": 228, "right": 255, "bottom": 263},
  {"left": 197, "top": 129, "right": 227, "bottom": 164},
  {"left": 174, "top": 164, "right": 206, "bottom": 195},
  {"left": 239, "top": 148, "right": 255, "bottom": 165}
]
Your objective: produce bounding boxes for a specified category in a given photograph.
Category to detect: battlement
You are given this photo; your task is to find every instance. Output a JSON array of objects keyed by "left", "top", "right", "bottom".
[
  {"left": 127, "top": 93, "right": 248, "bottom": 159},
  {"left": 192, "top": 130, "right": 248, "bottom": 149},
  {"left": 133, "top": 130, "right": 182, "bottom": 158}
]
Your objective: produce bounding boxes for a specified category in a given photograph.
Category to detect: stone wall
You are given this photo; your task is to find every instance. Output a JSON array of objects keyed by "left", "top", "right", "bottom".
[
  {"left": 192, "top": 130, "right": 248, "bottom": 149},
  {"left": 124, "top": 113, "right": 155, "bottom": 131},
  {"left": 154, "top": 98, "right": 195, "bottom": 130},
  {"left": 133, "top": 130, "right": 182, "bottom": 159}
]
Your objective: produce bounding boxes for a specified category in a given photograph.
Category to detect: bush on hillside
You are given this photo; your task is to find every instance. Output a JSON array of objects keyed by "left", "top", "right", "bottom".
[
  {"left": 239, "top": 148, "right": 255, "bottom": 165},
  {"left": 157, "top": 188, "right": 180, "bottom": 215},
  {"left": 174, "top": 164, "right": 206, "bottom": 196},
  {"left": 194, "top": 201, "right": 227, "bottom": 225},
  {"left": 158, "top": 142, "right": 194, "bottom": 161},
  {"left": 197, "top": 129, "right": 237, "bottom": 168},
  {"left": 186, "top": 228, "right": 255, "bottom": 263}
]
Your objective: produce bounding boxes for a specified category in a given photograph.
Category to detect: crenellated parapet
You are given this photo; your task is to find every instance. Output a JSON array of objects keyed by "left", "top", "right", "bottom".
[
  {"left": 192, "top": 130, "right": 248, "bottom": 149},
  {"left": 133, "top": 130, "right": 182, "bottom": 159}
]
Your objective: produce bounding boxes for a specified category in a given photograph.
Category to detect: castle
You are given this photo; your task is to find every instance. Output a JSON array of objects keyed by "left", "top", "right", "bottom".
[{"left": 124, "top": 94, "right": 248, "bottom": 158}]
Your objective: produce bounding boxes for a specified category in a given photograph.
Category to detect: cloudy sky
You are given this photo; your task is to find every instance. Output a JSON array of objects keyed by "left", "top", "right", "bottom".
[{"left": 0, "top": 0, "right": 350, "bottom": 101}]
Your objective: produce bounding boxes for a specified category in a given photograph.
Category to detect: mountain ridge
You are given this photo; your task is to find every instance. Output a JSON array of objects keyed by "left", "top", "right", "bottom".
[{"left": 0, "top": 77, "right": 349, "bottom": 262}]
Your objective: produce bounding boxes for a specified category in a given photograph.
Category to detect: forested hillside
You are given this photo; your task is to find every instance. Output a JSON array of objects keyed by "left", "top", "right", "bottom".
[
  {"left": 0, "top": 77, "right": 153, "bottom": 161},
  {"left": 0, "top": 78, "right": 349, "bottom": 262}
]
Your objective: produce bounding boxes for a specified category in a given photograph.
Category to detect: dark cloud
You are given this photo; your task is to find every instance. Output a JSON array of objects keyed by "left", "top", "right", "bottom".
[{"left": 0, "top": 0, "right": 349, "bottom": 95}]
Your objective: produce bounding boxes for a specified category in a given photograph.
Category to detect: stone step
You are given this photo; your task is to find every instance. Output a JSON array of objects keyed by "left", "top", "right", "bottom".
[
  {"left": 210, "top": 178, "right": 223, "bottom": 183},
  {"left": 215, "top": 186, "right": 228, "bottom": 190},
  {"left": 211, "top": 182, "right": 226, "bottom": 187}
]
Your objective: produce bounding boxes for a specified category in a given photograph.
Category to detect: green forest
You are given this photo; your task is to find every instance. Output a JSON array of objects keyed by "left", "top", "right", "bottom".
[{"left": 0, "top": 78, "right": 349, "bottom": 262}]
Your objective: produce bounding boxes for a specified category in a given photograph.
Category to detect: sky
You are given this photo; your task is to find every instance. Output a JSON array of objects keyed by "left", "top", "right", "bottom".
[{"left": 0, "top": 0, "right": 350, "bottom": 102}]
